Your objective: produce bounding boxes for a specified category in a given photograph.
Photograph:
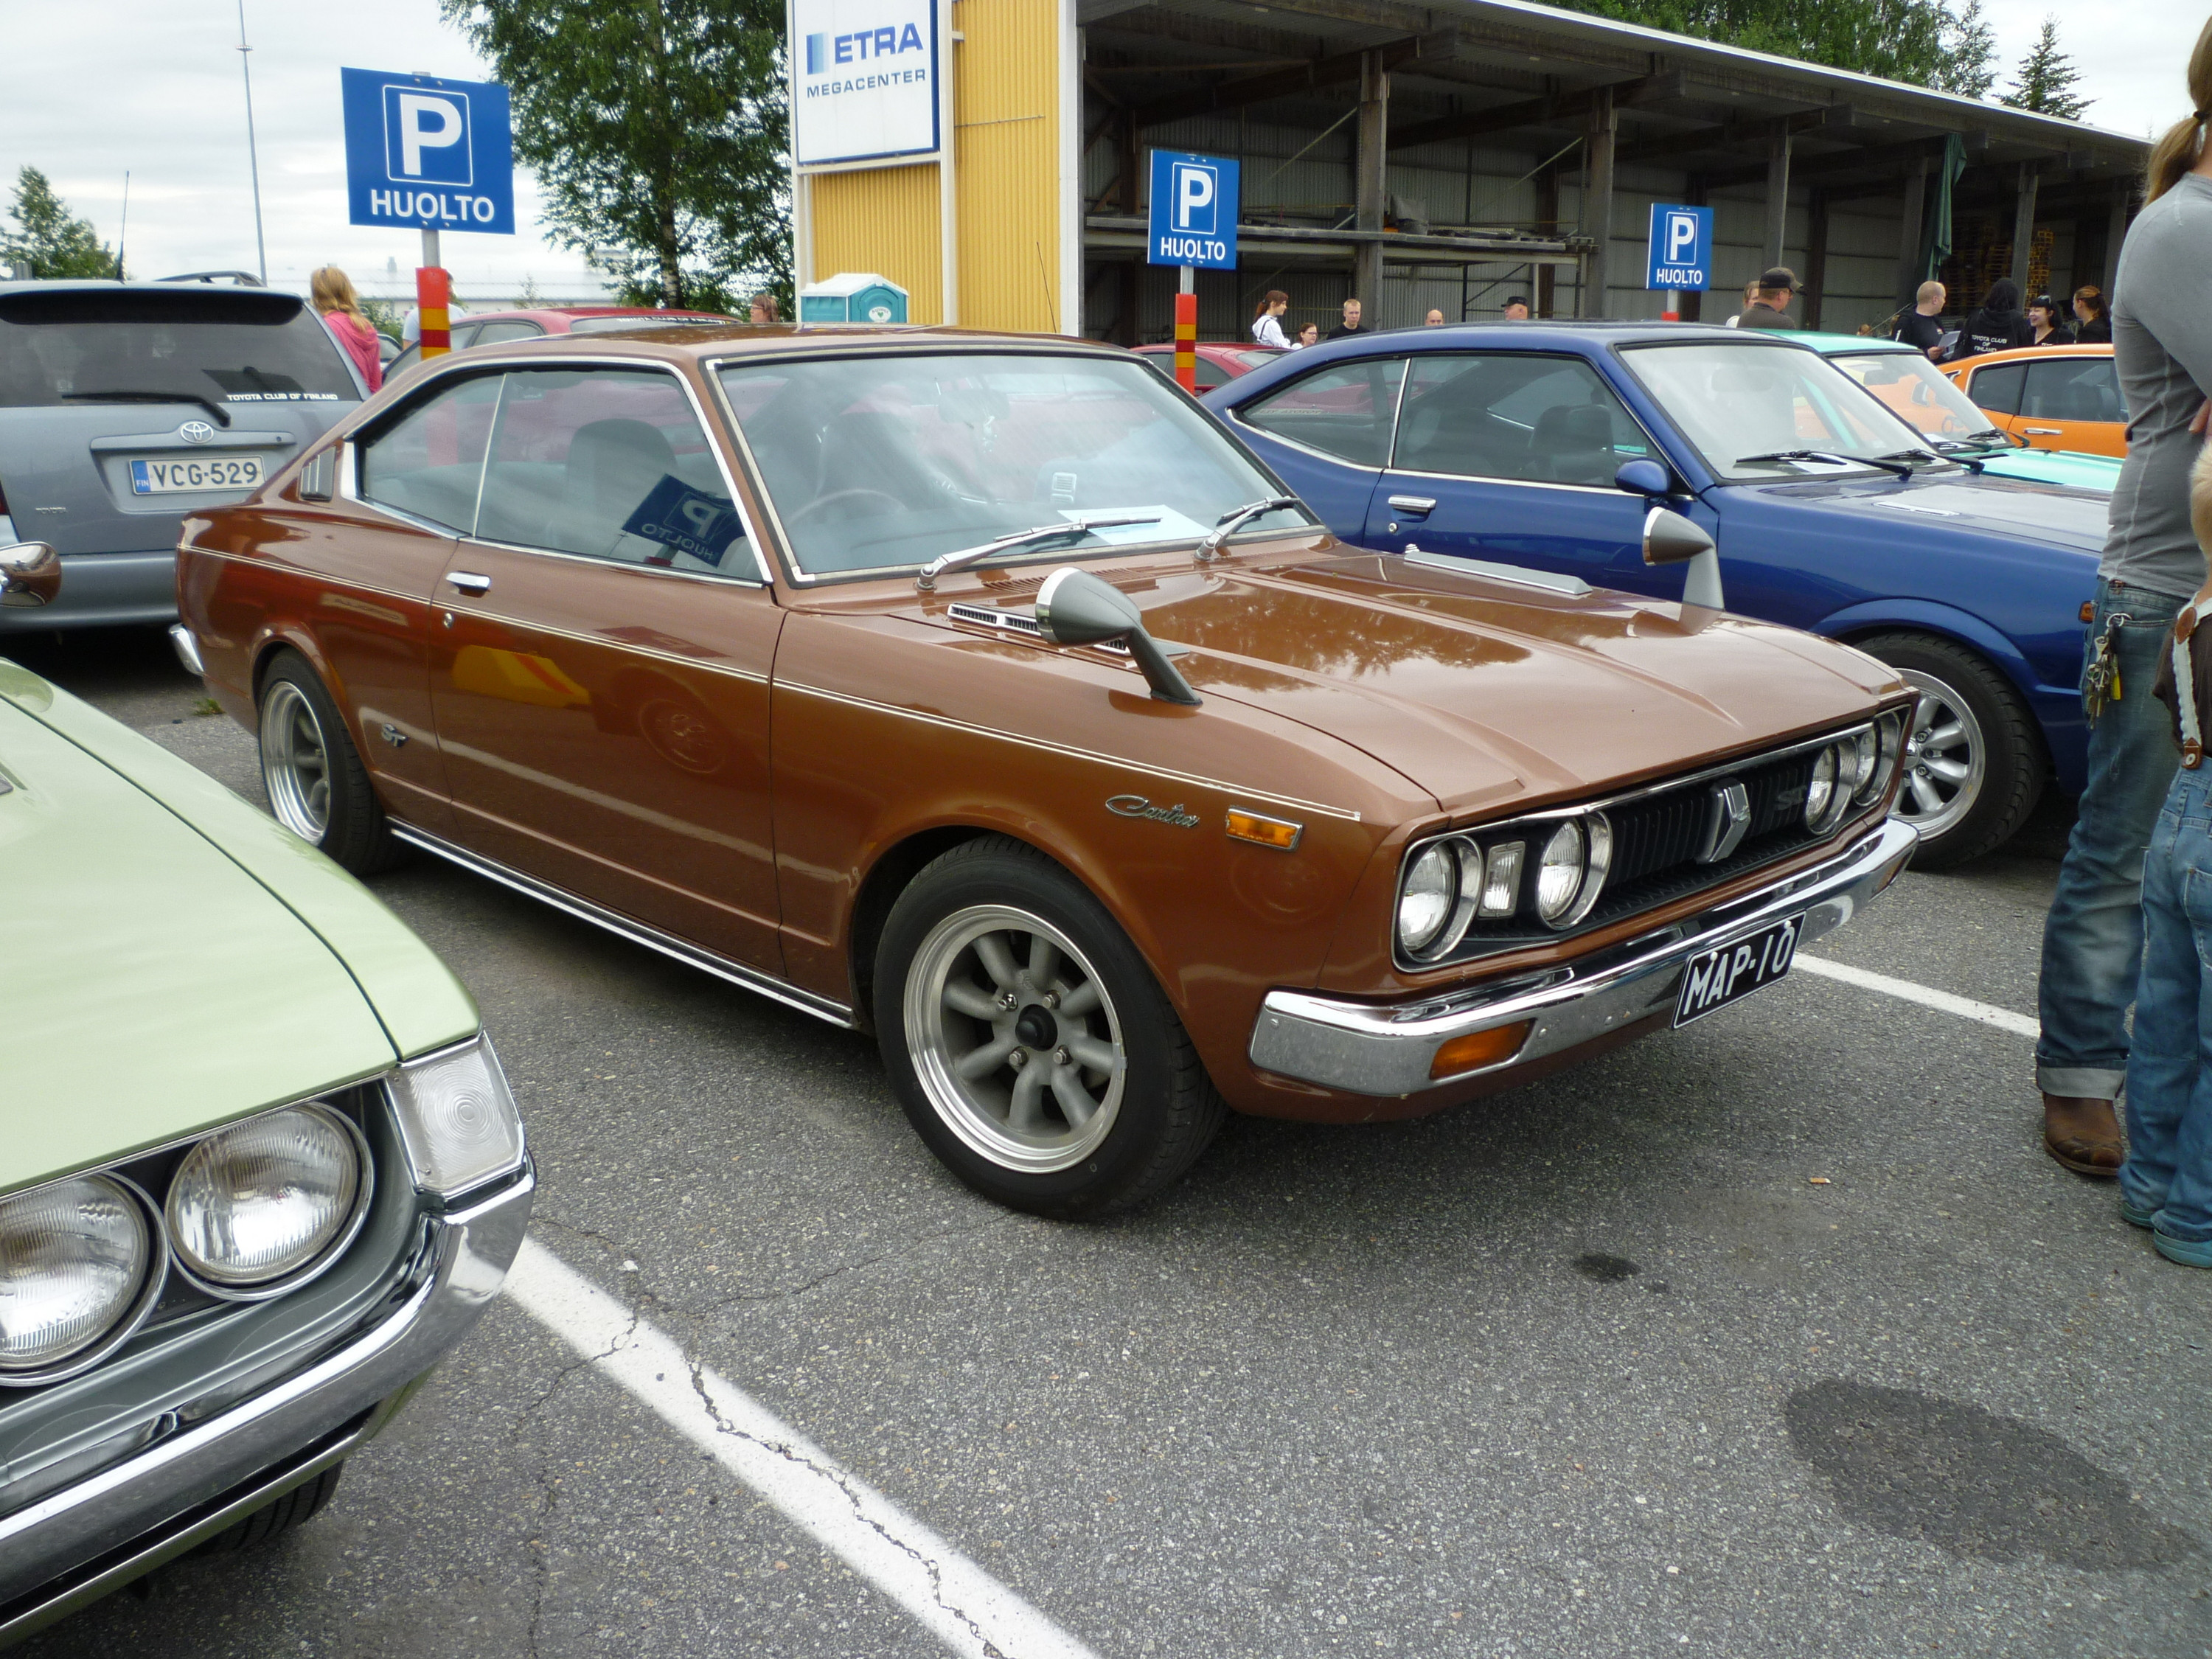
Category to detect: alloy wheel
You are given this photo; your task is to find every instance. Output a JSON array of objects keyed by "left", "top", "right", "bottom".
[
  {"left": 260, "top": 681, "right": 333, "bottom": 844},
  {"left": 903, "top": 904, "right": 1127, "bottom": 1174},
  {"left": 1893, "top": 670, "right": 1985, "bottom": 841}
]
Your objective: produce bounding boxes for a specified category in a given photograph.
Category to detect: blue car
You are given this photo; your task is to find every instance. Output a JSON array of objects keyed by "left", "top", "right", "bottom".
[{"left": 1207, "top": 323, "right": 2107, "bottom": 867}]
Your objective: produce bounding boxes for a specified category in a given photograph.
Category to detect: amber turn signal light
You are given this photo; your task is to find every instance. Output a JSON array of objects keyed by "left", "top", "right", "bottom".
[
  {"left": 1225, "top": 807, "right": 1303, "bottom": 851},
  {"left": 1428, "top": 1020, "right": 1534, "bottom": 1080}
]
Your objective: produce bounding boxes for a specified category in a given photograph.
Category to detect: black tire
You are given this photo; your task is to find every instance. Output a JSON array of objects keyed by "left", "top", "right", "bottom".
[
  {"left": 1858, "top": 631, "right": 2045, "bottom": 870},
  {"left": 256, "top": 650, "right": 402, "bottom": 875},
  {"left": 190, "top": 1463, "right": 344, "bottom": 1556},
  {"left": 874, "top": 835, "right": 1226, "bottom": 1219}
]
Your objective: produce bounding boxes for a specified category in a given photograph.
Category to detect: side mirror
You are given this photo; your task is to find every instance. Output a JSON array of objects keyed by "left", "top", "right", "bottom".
[
  {"left": 0, "top": 542, "right": 60, "bottom": 609},
  {"left": 1641, "top": 508, "right": 1724, "bottom": 611},
  {"left": 1034, "top": 567, "right": 1201, "bottom": 706},
  {"left": 1613, "top": 458, "right": 1674, "bottom": 497}
]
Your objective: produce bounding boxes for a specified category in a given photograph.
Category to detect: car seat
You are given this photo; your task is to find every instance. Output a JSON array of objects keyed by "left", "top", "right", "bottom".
[
  {"left": 557, "top": 418, "right": 678, "bottom": 559},
  {"left": 1532, "top": 404, "right": 1617, "bottom": 485}
]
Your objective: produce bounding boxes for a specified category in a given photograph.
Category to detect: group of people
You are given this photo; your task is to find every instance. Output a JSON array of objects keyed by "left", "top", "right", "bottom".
[
  {"left": 1891, "top": 276, "right": 2112, "bottom": 361},
  {"left": 1248, "top": 291, "right": 1534, "bottom": 348}
]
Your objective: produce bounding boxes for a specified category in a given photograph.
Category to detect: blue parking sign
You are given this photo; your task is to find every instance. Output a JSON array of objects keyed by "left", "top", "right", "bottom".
[
  {"left": 1147, "top": 151, "right": 1239, "bottom": 270},
  {"left": 1646, "top": 204, "right": 1712, "bottom": 291},
  {"left": 342, "top": 68, "right": 515, "bottom": 235}
]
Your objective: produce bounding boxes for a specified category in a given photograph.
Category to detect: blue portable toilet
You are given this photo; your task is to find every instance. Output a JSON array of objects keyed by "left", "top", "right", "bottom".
[{"left": 798, "top": 272, "right": 909, "bottom": 325}]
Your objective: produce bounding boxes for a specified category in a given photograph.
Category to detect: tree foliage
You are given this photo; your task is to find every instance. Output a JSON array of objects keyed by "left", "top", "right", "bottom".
[
  {"left": 439, "top": 0, "right": 788, "bottom": 313},
  {"left": 2002, "top": 18, "right": 2091, "bottom": 120},
  {"left": 1, "top": 167, "right": 118, "bottom": 279},
  {"left": 1551, "top": 0, "right": 2002, "bottom": 97}
]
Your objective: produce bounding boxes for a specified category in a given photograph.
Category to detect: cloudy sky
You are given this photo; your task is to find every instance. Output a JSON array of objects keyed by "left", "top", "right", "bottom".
[{"left": 2, "top": 1, "right": 2205, "bottom": 304}]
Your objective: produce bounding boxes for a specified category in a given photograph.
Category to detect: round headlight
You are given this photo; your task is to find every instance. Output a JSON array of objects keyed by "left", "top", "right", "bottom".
[
  {"left": 1804, "top": 745, "right": 1838, "bottom": 829},
  {"left": 1535, "top": 820, "right": 1587, "bottom": 925},
  {"left": 1397, "top": 843, "right": 1458, "bottom": 955},
  {"left": 1848, "top": 726, "right": 1881, "bottom": 804},
  {"left": 0, "top": 1175, "right": 153, "bottom": 1376},
  {"left": 167, "top": 1105, "right": 366, "bottom": 1292}
]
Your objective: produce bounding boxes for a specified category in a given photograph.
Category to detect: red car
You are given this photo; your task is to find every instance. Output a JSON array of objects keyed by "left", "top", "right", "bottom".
[
  {"left": 386, "top": 305, "right": 736, "bottom": 378},
  {"left": 1133, "top": 341, "right": 1281, "bottom": 392}
]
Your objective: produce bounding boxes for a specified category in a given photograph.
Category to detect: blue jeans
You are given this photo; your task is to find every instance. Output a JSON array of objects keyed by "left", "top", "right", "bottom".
[
  {"left": 2037, "top": 578, "right": 2185, "bottom": 1098},
  {"left": 2121, "top": 768, "right": 2212, "bottom": 1241}
]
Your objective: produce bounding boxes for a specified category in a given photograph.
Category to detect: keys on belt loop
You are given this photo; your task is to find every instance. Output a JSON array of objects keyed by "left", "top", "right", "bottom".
[{"left": 2085, "top": 610, "right": 2130, "bottom": 725}]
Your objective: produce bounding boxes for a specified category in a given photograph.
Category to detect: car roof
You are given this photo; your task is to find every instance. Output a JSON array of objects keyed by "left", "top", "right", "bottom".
[
  {"left": 1797, "top": 331, "right": 1913, "bottom": 353},
  {"left": 0, "top": 278, "right": 302, "bottom": 306},
  {"left": 466, "top": 305, "right": 734, "bottom": 324},
  {"left": 1953, "top": 342, "right": 2112, "bottom": 366},
  {"left": 417, "top": 323, "right": 1152, "bottom": 364}
]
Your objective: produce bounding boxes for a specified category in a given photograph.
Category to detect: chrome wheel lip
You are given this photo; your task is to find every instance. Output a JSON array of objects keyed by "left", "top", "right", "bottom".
[
  {"left": 905, "top": 903, "right": 1126, "bottom": 1175},
  {"left": 1891, "top": 669, "right": 1985, "bottom": 842},
  {"left": 260, "top": 680, "right": 332, "bottom": 844}
]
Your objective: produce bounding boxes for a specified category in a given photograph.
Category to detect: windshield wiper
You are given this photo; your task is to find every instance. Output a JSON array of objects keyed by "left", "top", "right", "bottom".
[
  {"left": 60, "top": 389, "right": 232, "bottom": 428},
  {"left": 1735, "top": 448, "right": 1914, "bottom": 479},
  {"left": 916, "top": 511, "right": 1162, "bottom": 591},
  {"left": 1197, "top": 495, "right": 1304, "bottom": 561}
]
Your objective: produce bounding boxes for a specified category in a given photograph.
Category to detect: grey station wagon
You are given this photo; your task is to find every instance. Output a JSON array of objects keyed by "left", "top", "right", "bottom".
[{"left": 0, "top": 283, "right": 364, "bottom": 631}]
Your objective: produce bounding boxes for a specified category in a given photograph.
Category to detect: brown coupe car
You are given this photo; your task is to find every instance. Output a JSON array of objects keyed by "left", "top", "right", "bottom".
[{"left": 173, "top": 325, "right": 1917, "bottom": 1217}]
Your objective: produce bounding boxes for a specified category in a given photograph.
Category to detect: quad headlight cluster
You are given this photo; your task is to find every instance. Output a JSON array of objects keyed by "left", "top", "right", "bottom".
[
  {"left": 1813, "top": 710, "right": 1908, "bottom": 832},
  {"left": 1397, "top": 810, "right": 1616, "bottom": 963}
]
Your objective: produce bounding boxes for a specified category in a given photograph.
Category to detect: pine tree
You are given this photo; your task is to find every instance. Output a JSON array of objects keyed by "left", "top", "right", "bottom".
[
  {"left": 2003, "top": 18, "right": 2090, "bottom": 119},
  {"left": 1551, "top": 0, "right": 1992, "bottom": 93},
  {"left": 1, "top": 168, "right": 118, "bottom": 279},
  {"left": 1940, "top": 0, "right": 1998, "bottom": 100}
]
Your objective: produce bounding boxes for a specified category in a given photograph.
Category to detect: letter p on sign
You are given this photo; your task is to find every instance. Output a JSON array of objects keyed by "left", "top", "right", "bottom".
[
  {"left": 385, "top": 87, "right": 473, "bottom": 185},
  {"left": 1666, "top": 211, "right": 1699, "bottom": 263},
  {"left": 1173, "top": 161, "right": 1217, "bottom": 234}
]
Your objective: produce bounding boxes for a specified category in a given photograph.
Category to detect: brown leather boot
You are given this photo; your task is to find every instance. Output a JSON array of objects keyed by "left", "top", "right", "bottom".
[{"left": 2043, "top": 1093, "right": 2123, "bottom": 1177}]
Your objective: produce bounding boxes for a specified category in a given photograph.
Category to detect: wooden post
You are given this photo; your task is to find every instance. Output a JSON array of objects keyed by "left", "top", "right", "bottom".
[
  {"left": 1764, "top": 128, "right": 1792, "bottom": 269},
  {"left": 1803, "top": 190, "right": 1829, "bottom": 330},
  {"left": 1115, "top": 108, "right": 1139, "bottom": 345},
  {"left": 2011, "top": 163, "right": 2039, "bottom": 293},
  {"left": 1895, "top": 156, "right": 1928, "bottom": 307},
  {"left": 1584, "top": 86, "right": 1616, "bottom": 319},
  {"left": 1680, "top": 174, "right": 1706, "bottom": 322},
  {"left": 1354, "top": 52, "right": 1389, "bottom": 314},
  {"left": 1536, "top": 163, "right": 1559, "bottom": 317},
  {"left": 2104, "top": 184, "right": 2132, "bottom": 294}
]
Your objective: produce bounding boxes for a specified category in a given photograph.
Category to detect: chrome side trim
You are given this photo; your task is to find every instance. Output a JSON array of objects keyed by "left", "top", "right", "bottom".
[
  {"left": 776, "top": 679, "right": 1364, "bottom": 822},
  {"left": 1402, "top": 549, "right": 1592, "bottom": 596},
  {"left": 386, "top": 821, "right": 856, "bottom": 1029},
  {"left": 1251, "top": 817, "right": 1916, "bottom": 1096}
]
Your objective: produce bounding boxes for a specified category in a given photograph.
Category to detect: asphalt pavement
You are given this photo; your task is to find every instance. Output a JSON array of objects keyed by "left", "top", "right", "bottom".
[{"left": 12, "top": 625, "right": 2210, "bottom": 1659}]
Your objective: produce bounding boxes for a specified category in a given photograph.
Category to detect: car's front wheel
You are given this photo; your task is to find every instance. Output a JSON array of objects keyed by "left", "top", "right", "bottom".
[
  {"left": 875, "top": 836, "right": 1225, "bottom": 1218},
  {"left": 1858, "top": 632, "right": 2044, "bottom": 869},
  {"left": 257, "top": 650, "right": 400, "bottom": 874}
]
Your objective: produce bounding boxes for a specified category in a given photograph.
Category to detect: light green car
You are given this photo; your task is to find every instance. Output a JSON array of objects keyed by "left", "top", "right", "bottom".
[
  {"left": 0, "top": 653, "right": 532, "bottom": 1639},
  {"left": 1798, "top": 330, "right": 2124, "bottom": 493}
]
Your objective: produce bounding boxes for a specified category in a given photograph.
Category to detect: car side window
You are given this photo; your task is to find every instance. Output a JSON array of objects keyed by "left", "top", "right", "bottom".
[
  {"left": 1966, "top": 361, "right": 2026, "bottom": 417},
  {"left": 474, "top": 366, "right": 751, "bottom": 576},
  {"left": 1192, "top": 359, "right": 1228, "bottom": 392},
  {"left": 356, "top": 372, "right": 501, "bottom": 531},
  {"left": 2022, "top": 359, "right": 2126, "bottom": 423},
  {"left": 472, "top": 321, "right": 546, "bottom": 346},
  {"left": 1394, "top": 354, "right": 1644, "bottom": 486},
  {"left": 1239, "top": 358, "right": 1407, "bottom": 467}
]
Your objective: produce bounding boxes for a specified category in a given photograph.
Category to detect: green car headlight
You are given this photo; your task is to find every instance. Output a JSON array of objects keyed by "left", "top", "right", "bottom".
[
  {"left": 166, "top": 1104, "right": 369, "bottom": 1293},
  {"left": 0, "top": 1175, "right": 159, "bottom": 1378}
]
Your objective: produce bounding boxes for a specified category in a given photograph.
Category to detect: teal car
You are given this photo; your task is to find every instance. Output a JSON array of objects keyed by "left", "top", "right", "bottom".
[
  {"left": 1800, "top": 331, "right": 2123, "bottom": 493},
  {"left": 0, "top": 612, "right": 532, "bottom": 1636}
]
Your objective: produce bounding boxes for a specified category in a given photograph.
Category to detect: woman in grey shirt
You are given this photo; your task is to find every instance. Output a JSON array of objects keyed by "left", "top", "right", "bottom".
[{"left": 2037, "top": 19, "right": 2212, "bottom": 1180}]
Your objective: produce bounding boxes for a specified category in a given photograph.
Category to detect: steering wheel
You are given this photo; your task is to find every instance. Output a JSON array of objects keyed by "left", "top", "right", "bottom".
[{"left": 786, "top": 487, "right": 908, "bottom": 528}]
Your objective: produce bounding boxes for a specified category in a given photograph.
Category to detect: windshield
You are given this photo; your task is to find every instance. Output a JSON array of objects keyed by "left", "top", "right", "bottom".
[
  {"left": 1823, "top": 349, "right": 2011, "bottom": 445},
  {"left": 0, "top": 288, "right": 356, "bottom": 410},
  {"left": 1618, "top": 341, "right": 1937, "bottom": 481},
  {"left": 717, "top": 352, "right": 1307, "bottom": 577}
]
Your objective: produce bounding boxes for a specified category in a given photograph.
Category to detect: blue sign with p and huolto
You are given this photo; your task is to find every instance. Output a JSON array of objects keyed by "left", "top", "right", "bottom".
[
  {"left": 1147, "top": 150, "right": 1239, "bottom": 270},
  {"left": 1646, "top": 203, "right": 1713, "bottom": 291},
  {"left": 341, "top": 68, "right": 515, "bottom": 235}
]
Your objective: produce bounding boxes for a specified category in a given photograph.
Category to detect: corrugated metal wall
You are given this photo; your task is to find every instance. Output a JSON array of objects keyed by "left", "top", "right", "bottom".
[
  {"left": 953, "top": 0, "right": 1064, "bottom": 332},
  {"left": 810, "top": 164, "right": 945, "bottom": 323}
]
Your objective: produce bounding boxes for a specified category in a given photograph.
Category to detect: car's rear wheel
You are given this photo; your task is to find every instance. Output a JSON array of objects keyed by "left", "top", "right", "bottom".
[
  {"left": 875, "top": 836, "right": 1225, "bottom": 1218},
  {"left": 1858, "top": 632, "right": 2044, "bottom": 869},
  {"left": 257, "top": 651, "right": 400, "bottom": 874}
]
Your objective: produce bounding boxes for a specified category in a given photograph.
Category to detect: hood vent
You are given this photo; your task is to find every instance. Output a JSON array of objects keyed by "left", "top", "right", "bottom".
[{"left": 947, "top": 601, "right": 1130, "bottom": 656}]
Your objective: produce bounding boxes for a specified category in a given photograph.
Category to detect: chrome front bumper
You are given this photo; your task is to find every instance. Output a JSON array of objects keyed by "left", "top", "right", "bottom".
[
  {"left": 1249, "top": 817, "right": 1918, "bottom": 1097},
  {"left": 0, "top": 1167, "right": 533, "bottom": 1641}
]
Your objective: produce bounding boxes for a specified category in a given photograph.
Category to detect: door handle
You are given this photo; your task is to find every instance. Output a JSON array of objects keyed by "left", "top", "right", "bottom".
[
  {"left": 2020, "top": 427, "right": 2063, "bottom": 436},
  {"left": 1387, "top": 495, "right": 1437, "bottom": 515},
  {"left": 446, "top": 571, "right": 491, "bottom": 595}
]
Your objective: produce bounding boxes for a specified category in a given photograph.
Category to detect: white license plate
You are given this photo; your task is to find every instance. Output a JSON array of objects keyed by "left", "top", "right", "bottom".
[
  {"left": 128, "top": 456, "right": 263, "bottom": 495},
  {"left": 1673, "top": 915, "right": 1801, "bottom": 1027}
]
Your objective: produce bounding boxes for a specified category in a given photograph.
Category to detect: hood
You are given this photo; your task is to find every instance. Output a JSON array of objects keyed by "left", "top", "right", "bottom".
[
  {"left": 928, "top": 552, "right": 1899, "bottom": 816},
  {"left": 0, "top": 666, "right": 474, "bottom": 1192},
  {"left": 1725, "top": 470, "right": 2110, "bottom": 554}
]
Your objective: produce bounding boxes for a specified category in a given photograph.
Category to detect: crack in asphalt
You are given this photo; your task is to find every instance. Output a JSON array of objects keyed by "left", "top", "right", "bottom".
[
  {"left": 697, "top": 1216, "right": 1021, "bottom": 1314},
  {"left": 681, "top": 1354, "right": 1012, "bottom": 1659}
]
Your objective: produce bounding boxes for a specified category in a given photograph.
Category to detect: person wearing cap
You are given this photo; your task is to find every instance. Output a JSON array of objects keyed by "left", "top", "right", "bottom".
[
  {"left": 1737, "top": 268, "right": 1801, "bottom": 330},
  {"left": 1502, "top": 296, "right": 1531, "bottom": 321}
]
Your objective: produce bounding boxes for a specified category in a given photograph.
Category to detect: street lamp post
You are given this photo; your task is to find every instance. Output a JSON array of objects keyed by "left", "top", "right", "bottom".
[{"left": 236, "top": 0, "right": 267, "bottom": 286}]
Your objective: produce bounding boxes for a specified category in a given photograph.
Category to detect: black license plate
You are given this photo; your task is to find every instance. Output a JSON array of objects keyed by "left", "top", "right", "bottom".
[{"left": 1673, "top": 915, "right": 1801, "bottom": 1027}]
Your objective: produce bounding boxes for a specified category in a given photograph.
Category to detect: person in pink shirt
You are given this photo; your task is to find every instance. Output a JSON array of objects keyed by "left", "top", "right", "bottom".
[{"left": 311, "top": 265, "right": 383, "bottom": 394}]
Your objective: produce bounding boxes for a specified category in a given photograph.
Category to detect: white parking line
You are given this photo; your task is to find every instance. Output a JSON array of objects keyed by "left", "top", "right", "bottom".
[
  {"left": 1794, "top": 955, "right": 2038, "bottom": 1039},
  {"left": 502, "top": 1239, "right": 1100, "bottom": 1659}
]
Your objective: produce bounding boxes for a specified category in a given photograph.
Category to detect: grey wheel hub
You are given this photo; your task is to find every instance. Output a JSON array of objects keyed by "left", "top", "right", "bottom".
[
  {"left": 1891, "top": 669, "right": 1985, "bottom": 842},
  {"left": 905, "top": 904, "right": 1126, "bottom": 1174},
  {"left": 260, "top": 681, "right": 332, "bottom": 845}
]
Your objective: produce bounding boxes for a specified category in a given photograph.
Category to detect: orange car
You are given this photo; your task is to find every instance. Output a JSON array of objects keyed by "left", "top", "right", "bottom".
[{"left": 1943, "top": 343, "right": 2126, "bottom": 457}]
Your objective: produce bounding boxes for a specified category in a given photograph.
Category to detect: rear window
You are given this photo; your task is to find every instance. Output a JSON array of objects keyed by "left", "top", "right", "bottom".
[{"left": 0, "top": 288, "right": 356, "bottom": 411}]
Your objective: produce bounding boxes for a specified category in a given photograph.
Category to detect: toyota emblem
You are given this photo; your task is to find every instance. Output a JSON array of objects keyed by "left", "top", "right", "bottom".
[{"left": 177, "top": 420, "right": 215, "bottom": 445}]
